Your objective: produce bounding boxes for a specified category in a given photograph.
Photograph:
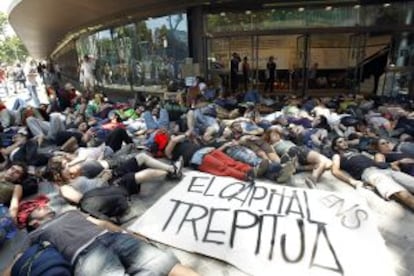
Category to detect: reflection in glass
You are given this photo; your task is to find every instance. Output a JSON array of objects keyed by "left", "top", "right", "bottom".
[{"left": 76, "top": 13, "right": 188, "bottom": 91}]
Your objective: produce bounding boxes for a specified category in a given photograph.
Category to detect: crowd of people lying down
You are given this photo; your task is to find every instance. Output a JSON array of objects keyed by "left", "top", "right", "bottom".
[{"left": 0, "top": 81, "right": 413, "bottom": 275}]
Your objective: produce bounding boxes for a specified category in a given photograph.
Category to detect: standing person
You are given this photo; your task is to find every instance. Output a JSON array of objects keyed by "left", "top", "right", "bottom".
[
  {"left": 13, "top": 64, "right": 26, "bottom": 92},
  {"left": 230, "top": 52, "right": 241, "bottom": 94},
  {"left": 80, "top": 54, "right": 96, "bottom": 94},
  {"left": 0, "top": 64, "right": 8, "bottom": 96},
  {"left": 264, "top": 56, "right": 276, "bottom": 93},
  {"left": 242, "top": 56, "right": 250, "bottom": 91},
  {"left": 308, "top": 62, "right": 318, "bottom": 89},
  {"left": 26, "top": 60, "right": 40, "bottom": 107}
]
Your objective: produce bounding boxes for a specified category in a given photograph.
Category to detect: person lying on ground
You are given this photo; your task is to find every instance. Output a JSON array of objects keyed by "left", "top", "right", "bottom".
[
  {"left": 0, "top": 163, "right": 29, "bottom": 222},
  {"left": 264, "top": 126, "right": 332, "bottom": 187},
  {"left": 331, "top": 136, "right": 414, "bottom": 211},
  {"left": 5, "top": 207, "right": 199, "bottom": 276},
  {"left": 373, "top": 138, "right": 414, "bottom": 176}
]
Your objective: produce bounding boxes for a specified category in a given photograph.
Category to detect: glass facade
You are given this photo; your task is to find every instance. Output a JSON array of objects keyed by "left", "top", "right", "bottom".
[
  {"left": 206, "top": 2, "right": 414, "bottom": 33},
  {"left": 51, "top": 2, "right": 413, "bottom": 96},
  {"left": 76, "top": 13, "right": 188, "bottom": 91},
  {"left": 204, "top": 2, "right": 414, "bottom": 95}
]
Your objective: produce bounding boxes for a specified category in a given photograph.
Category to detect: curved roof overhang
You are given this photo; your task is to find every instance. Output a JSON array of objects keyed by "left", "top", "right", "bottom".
[
  {"left": 8, "top": 0, "right": 409, "bottom": 59},
  {"left": 8, "top": 0, "right": 207, "bottom": 59}
]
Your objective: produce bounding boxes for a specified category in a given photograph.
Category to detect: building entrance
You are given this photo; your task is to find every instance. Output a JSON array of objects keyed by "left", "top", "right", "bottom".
[{"left": 206, "top": 32, "right": 391, "bottom": 96}]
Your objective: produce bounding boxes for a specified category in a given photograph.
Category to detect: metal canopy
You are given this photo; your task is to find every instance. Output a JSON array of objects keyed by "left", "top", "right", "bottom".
[
  {"left": 8, "top": 0, "right": 204, "bottom": 58},
  {"left": 8, "top": 0, "right": 410, "bottom": 58}
]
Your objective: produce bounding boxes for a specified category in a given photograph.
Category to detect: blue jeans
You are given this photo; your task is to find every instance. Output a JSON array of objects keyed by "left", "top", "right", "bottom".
[
  {"left": 194, "top": 109, "right": 219, "bottom": 134},
  {"left": 27, "top": 85, "right": 40, "bottom": 107},
  {"left": 398, "top": 142, "right": 414, "bottom": 156},
  {"left": 143, "top": 108, "right": 169, "bottom": 130},
  {"left": 12, "top": 98, "right": 26, "bottom": 110},
  {"left": 225, "top": 146, "right": 262, "bottom": 166},
  {"left": 74, "top": 233, "right": 179, "bottom": 276}
]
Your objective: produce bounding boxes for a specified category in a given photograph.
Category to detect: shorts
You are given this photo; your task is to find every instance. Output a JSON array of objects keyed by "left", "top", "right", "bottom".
[
  {"left": 108, "top": 154, "right": 143, "bottom": 177},
  {"left": 75, "top": 232, "right": 179, "bottom": 276},
  {"left": 243, "top": 139, "right": 274, "bottom": 155},
  {"left": 287, "top": 146, "right": 310, "bottom": 165},
  {"left": 361, "top": 167, "right": 406, "bottom": 200}
]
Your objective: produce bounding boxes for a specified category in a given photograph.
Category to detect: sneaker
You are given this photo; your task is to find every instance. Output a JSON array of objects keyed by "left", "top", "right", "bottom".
[
  {"left": 276, "top": 161, "right": 296, "bottom": 183},
  {"left": 245, "top": 169, "right": 255, "bottom": 184},
  {"left": 254, "top": 160, "right": 269, "bottom": 177},
  {"left": 168, "top": 156, "right": 184, "bottom": 180}
]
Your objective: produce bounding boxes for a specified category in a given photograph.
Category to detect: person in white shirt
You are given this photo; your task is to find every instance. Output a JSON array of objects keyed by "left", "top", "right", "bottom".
[{"left": 80, "top": 55, "right": 96, "bottom": 93}]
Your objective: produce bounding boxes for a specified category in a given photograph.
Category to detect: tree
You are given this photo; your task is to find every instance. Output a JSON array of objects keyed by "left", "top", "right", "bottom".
[{"left": 0, "top": 12, "right": 29, "bottom": 64}]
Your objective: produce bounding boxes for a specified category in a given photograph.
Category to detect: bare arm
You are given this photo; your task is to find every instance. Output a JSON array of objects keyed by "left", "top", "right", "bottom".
[
  {"left": 374, "top": 153, "right": 386, "bottom": 163},
  {"left": 164, "top": 134, "right": 186, "bottom": 159},
  {"left": 1, "top": 139, "right": 25, "bottom": 156},
  {"left": 331, "top": 154, "right": 362, "bottom": 188},
  {"left": 9, "top": 185, "right": 23, "bottom": 223},
  {"left": 60, "top": 185, "right": 83, "bottom": 204}
]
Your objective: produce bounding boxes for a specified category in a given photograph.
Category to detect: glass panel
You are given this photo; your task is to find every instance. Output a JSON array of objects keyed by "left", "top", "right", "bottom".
[
  {"left": 361, "top": 2, "right": 413, "bottom": 27},
  {"left": 308, "top": 33, "right": 352, "bottom": 91},
  {"left": 258, "top": 35, "right": 298, "bottom": 92},
  {"left": 109, "top": 24, "right": 135, "bottom": 87},
  {"left": 305, "top": 6, "right": 357, "bottom": 27},
  {"left": 135, "top": 14, "right": 188, "bottom": 88},
  {"left": 206, "top": 2, "right": 414, "bottom": 33},
  {"left": 76, "top": 12, "right": 188, "bottom": 92},
  {"left": 207, "top": 38, "right": 230, "bottom": 90},
  {"left": 95, "top": 29, "right": 115, "bottom": 86}
]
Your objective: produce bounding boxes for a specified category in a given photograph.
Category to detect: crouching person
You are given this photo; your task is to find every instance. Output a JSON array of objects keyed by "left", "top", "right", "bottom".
[{"left": 9, "top": 207, "right": 199, "bottom": 276}]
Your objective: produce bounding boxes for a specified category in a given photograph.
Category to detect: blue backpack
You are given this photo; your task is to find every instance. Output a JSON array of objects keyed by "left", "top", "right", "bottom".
[{"left": 11, "top": 241, "right": 72, "bottom": 276}]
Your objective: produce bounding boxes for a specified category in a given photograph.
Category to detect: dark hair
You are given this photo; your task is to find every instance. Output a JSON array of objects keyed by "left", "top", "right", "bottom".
[
  {"left": 315, "top": 115, "right": 331, "bottom": 132},
  {"left": 331, "top": 136, "right": 343, "bottom": 152},
  {"left": 10, "top": 162, "right": 28, "bottom": 182},
  {"left": 26, "top": 210, "right": 37, "bottom": 231},
  {"left": 45, "top": 157, "right": 64, "bottom": 182}
]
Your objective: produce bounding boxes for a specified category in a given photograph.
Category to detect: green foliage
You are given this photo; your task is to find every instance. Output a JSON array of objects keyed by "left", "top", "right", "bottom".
[{"left": 0, "top": 12, "right": 29, "bottom": 64}]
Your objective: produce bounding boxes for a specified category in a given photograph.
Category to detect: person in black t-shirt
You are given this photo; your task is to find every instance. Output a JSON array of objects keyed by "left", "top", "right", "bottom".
[
  {"left": 230, "top": 53, "right": 241, "bottom": 94},
  {"left": 331, "top": 137, "right": 414, "bottom": 211},
  {"left": 264, "top": 56, "right": 276, "bottom": 93}
]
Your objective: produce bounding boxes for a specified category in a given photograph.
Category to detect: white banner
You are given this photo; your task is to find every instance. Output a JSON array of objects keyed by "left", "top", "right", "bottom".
[{"left": 129, "top": 171, "right": 395, "bottom": 276}]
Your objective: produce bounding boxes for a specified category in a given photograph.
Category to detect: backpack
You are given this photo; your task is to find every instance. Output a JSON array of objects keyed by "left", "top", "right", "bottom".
[
  {"left": 79, "top": 186, "right": 129, "bottom": 221},
  {"left": 15, "top": 69, "right": 26, "bottom": 82},
  {"left": 11, "top": 241, "right": 72, "bottom": 276}
]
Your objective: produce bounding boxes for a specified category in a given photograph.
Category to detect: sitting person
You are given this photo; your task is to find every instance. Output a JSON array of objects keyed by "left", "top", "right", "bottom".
[
  {"left": 331, "top": 137, "right": 414, "bottom": 211},
  {"left": 13, "top": 207, "right": 199, "bottom": 276}
]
